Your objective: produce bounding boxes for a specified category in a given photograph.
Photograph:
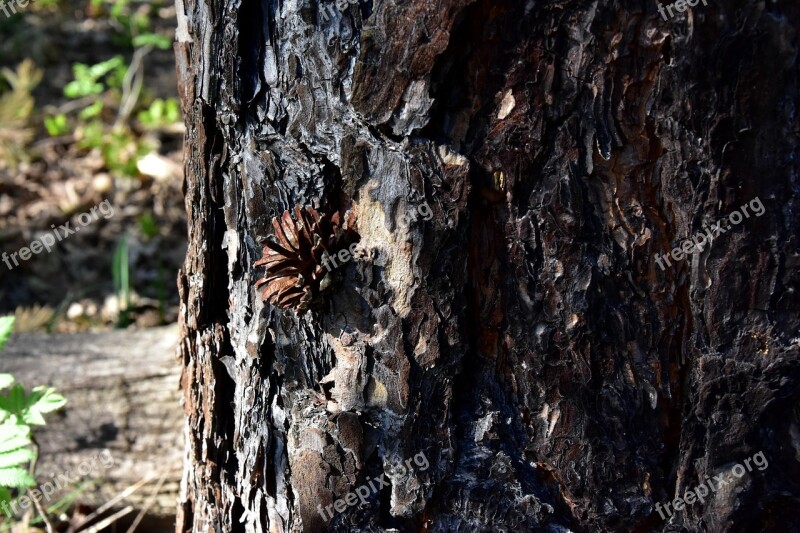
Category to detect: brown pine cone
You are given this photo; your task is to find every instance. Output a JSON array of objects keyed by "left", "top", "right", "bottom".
[{"left": 254, "top": 205, "right": 355, "bottom": 314}]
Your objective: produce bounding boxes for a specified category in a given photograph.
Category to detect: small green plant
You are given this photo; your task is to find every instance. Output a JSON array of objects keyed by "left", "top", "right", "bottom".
[
  {"left": 137, "top": 212, "right": 159, "bottom": 239},
  {"left": 39, "top": 0, "right": 176, "bottom": 180},
  {"left": 63, "top": 56, "right": 125, "bottom": 99},
  {"left": 52, "top": 47, "right": 172, "bottom": 179},
  {"left": 137, "top": 97, "right": 180, "bottom": 129},
  {"left": 132, "top": 33, "right": 172, "bottom": 50},
  {"left": 0, "top": 317, "right": 67, "bottom": 517},
  {"left": 46, "top": 55, "right": 153, "bottom": 178},
  {"left": 0, "top": 60, "right": 42, "bottom": 168},
  {"left": 113, "top": 236, "right": 132, "bottom": 327},
  {"left": 33, "top": 0, "right": 60, "bottom": 8},
  {"left": 77, "top": 121, "right": 150, "bottom": 177},
  {"left": 0, "top": 317, "right": 13, "bottom": 356},
  {"left": 78, "top": 100, "right": 104, "bottom": 120},
  {"left": 38, "top": 0, "right": 178, "bottom": 181},
  {"left": 89, "top": 0, "right": 171, "bottom": 50},
  {"left": 43, "top": 113, "right": 68, "bottom": 136}
]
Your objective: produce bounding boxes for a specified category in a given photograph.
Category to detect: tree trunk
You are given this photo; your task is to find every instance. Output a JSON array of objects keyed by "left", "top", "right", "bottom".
[
  {"left": 2, "top": 326, "right": 182, "bottom": 520},
  {"left": 173, "top": 0, "right": 800, "bottom": 531}
]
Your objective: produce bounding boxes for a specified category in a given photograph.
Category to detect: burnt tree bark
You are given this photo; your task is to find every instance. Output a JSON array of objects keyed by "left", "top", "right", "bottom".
[{"left": 173, "top": 0, "right": 800, "bottom": 531}]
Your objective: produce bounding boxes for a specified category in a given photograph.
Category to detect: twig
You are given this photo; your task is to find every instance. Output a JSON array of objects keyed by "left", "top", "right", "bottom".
[
  {"left": 115, "top": 45, "right": 153, "bottom": 129},
  {"left": 80, "top": 505, "right": 135, "bottom": 533},
  {"left": 73, "top": 472, "right": 157, "bottom": 531},
  {"left": 49, "top": 95, "right": 98, "bottom": 115},
  {"left": 28, "top": 488, "right": 54, "bottom": 533},
  {"left": 31, "top": 135, "right": 76, "bottom": 148},
  {"left": 29, "top": 438, "right": 55, "bottom": 533},
  {"left": 125, "top": 469, "right": 168, "bottom": 533}
]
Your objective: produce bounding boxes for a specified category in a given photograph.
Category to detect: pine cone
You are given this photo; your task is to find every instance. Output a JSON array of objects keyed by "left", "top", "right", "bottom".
[{"left": 254, "top": 205, "right": 354, "bottom": 314}]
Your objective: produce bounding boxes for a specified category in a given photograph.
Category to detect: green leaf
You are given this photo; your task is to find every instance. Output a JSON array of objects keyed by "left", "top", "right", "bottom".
[
  {"left": 138, "top": 98, "right": 181, "bottom": 129},
  {"left": 0, "top": 375, "right": 14, "bottom": 392},
  {"left": 113, "top": 235, "right": 130, "bottom": 302},
  {"left": 72, "top": 63, "right": 89, "bottom": 77},
  {"left": 132, "top": 33, "right": 171, "bottom": 50},
  {"left": 149, "top": 99, "right": 164, "bottom": 120},
  {"left": 78, "top": 100, "right": 103, "bottom": 120},
  {"left": 138, "top": 213, "right": 159, "bottom": 239},
  {"left": 23, "top": 410, "right": 45, "bottom": 426},
  {"left": 106, "top": 62, "right": 128, "bottom": 90},
  {"left": 0, "top": 437, "right": 30, "bottom": 456},
  {"left": 87, "top": 56, "right": 124, "bottom": 79},
  {"left": 23, "top": 386, "right": 66, "bottom": 425},
  {"left": 0, "top": 317, "right": 14, "bottom": 352},
  {"left": 76, "top": 120, "right": 105, "bottom": 150},
  {"left": 64, "top": 79, "right": 104, "bottom": 99},
  {"left": 0, "top": 486, "right": 11, "bottom": 517},
  {"left": 0, "top": 385, "right": 25, "bottom": 418},
  {"left": 44, "top": 113, "right": 69, "bottom": 136},
  {"left": 64, "top": 57, "right": 124, "bottom": 99},
  {"left": 0, "top": 466, "right": 35, "bottom": 488},
  {"left": 0, "top": 423, "right": 31, "bottom": 454},
  {"left": 0, "top": 447, "right": 34, "bottom": 469},
  {"left": 132, "top": 11, "right": 151, "bottom": 34},
  {"left": 109, "top": 0, "right": 128, "bottom": 20},
  {"left": 29, "top": 387, "right": 66, "bottom": 413},
  {"left": 164, "top": 99, "right": 180, "bottom": 122}
]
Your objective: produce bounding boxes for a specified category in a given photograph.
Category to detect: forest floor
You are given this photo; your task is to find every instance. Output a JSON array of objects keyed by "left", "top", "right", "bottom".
[{"left": 0, "top": 0, "right": 185, "bottom": 332}]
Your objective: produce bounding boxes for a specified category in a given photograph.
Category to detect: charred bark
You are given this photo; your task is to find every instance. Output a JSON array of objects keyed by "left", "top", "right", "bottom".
[{"left": 174, "top": 0, "right": 800, "bottom": 531}]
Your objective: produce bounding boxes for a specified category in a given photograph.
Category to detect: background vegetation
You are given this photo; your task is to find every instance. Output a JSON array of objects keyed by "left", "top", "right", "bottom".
[{"left": 0, "top": 0, "right": 184, "bottom": 333}]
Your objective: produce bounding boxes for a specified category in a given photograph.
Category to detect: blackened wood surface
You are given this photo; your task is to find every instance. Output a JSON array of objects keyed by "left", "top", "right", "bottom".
[{"left": 174, "top": 0, "right": 800, "bottom": 531}]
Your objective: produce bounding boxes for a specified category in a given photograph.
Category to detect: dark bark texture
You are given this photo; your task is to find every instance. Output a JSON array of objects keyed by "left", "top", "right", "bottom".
[{"left": 173, "top": 0, "right": 800, "bottom": 531}]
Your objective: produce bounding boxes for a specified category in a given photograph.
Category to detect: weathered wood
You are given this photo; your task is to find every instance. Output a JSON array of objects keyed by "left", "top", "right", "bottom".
[
  {"left": 175, "top": 0, "right": 800, "bottom": 531},
  {"left": 1, "top": 325, "right": 182, "bottom": 520}
]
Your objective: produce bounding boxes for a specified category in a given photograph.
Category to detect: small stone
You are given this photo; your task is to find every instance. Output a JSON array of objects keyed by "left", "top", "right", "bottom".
[
  {"left": 137, "top": 153, "right": 181, "bottom": 181},
  {"left": 92, "top": 173, "right": 113, "bottom": 193},
  {"left": 66, "top": 302, "right": 84, "bottom": 320},
  {"left": 84, "top": 301, "right": 98, "bottom": 317}
]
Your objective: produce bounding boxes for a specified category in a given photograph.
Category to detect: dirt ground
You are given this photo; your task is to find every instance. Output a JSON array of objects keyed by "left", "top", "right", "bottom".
[{"left": 0, "top": 0, "right": 186, "bottom": 332}]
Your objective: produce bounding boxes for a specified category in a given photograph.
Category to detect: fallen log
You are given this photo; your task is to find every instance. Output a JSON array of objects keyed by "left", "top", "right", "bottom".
[{"left": 0, "top": 325, "right": 181, "bottom": 529}]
